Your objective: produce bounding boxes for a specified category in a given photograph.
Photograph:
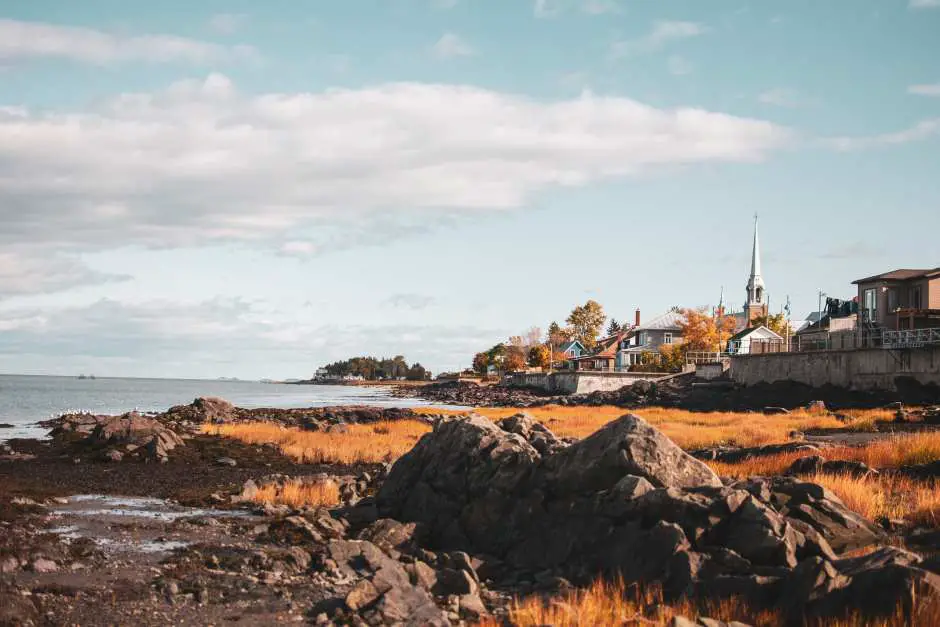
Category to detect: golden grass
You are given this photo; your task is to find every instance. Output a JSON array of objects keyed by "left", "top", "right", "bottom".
[
  {"left": 478, "top": 578, "right": 780, "bottom": 627},
  {"left": 479, "top": 576, "right": 940, "bottom": 627},
  {"left": 420, "top": 405, "right": 891, "bottom": 450},
  {"left": 250, "top": 479, "right": 341, "bottom": 508},
  {"left": 810, "top": 473, "right": 940, "bottom": 527},
  {"left": 202, "top": 420, "right": 431, "bottom": 464},
  {"left": 707, "top": 432, "right": 940, "bottom": 478}
]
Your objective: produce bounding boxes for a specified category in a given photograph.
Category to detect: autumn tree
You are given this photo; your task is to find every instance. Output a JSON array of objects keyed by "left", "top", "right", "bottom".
[
  {"left": 472, "top": 352, "right": 489, "bottom": 375},
  {"left": 751, "top": 313, "right": 792, "bottom": 337},
  {"left": 678, "top": 307, "right": 738, "bottom": 352},
  {"left": 566, "top": 300, "right": 606, "bottom": 350},
  {"left": 606, "top": 318, "right": 622, "bottom": 337},
  {"left": 504, "top": 346, "right": 527, "bottom": 372},
  {"left": 528, "top": 345, "right": 551, "bottom": 369}
]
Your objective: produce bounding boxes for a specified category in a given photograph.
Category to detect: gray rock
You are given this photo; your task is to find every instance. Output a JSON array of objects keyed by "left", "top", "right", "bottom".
[
  {"left": 611, "top": 474, "right": 655, "bottom": 499},
  {"left": 786, "top": 455, "right": 826, "bottom": 475},
  {"left": 542, "top": 414, "right": 722, "bottom": 492},
  {"left": 215, "top": 457, "right": 237, "bottom": 467}
]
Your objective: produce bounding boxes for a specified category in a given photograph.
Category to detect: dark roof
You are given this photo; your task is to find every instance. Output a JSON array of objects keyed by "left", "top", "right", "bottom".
[
  {"left": 558, "top": 340, "right": 583, "bottom": 352},
  {"left": 852, "top": 268, "right": 940, "bottom": 284}
]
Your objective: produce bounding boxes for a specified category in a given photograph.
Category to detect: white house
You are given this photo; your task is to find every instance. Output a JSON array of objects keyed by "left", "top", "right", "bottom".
[{"left": 726, "top": 325, "right": 784, "bottom": 355}]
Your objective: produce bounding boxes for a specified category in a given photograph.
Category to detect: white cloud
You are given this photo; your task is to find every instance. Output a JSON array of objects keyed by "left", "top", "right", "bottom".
[
  {"left": 431, "top": 32, "right": 475, "bottom": 58},
  {"left": 534, "top": 0, "right": 563, "bottom": 18},
  {"left": 826, "top": 118, "right": 940, "bottom": 151},
  {"left": 0, "top": 298, "right": 499, "bottom": 378},
  {"left": 0, "top": 74, "right": 788, "bottom": 296},
  {"left": 208, "top": 13, "right": 247, "bottom": 35},
  {"left": 758, "top": 88, "right": 803, "bottom": 108},
  {"left": 909, "top": 0, "right": 940, "bottom": 8},
  {"left": 386, "top": 294, "right": 436, "bottom": 310},
  {"left": 908, "top": 84, "right": 940, "bottom": 97},
  {"left": 582, "top": 0, "right": 623, "bottom": 15},
  {"left": 0, "top": 18, "right": 256, "bottom": 65},
  {"left": 610, "top": 21, "right": 706, "bottom": 58},
  {"left": 668, "top": 55, "right": 693, "bottom": 76}
]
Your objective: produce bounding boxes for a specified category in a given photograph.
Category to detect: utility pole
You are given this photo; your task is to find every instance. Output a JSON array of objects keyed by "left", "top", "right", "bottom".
[{"left": 817, "top": 290, "right": 827, "bottom": 327}]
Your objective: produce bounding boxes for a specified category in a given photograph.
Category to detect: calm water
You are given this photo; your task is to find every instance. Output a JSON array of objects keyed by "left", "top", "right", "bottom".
[{"left": 0, "top": 374, "right": 437, "bottom": 440}]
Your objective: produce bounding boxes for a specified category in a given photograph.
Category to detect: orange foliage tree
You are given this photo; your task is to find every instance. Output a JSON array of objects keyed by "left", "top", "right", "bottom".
[{"left": 678, "top": 307, "right": 738, "bottom": 352}]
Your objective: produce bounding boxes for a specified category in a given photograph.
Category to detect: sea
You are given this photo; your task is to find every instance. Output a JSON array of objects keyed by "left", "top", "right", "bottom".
[{"left": 0, "top": 374, "right": 442, "bottom": 441}]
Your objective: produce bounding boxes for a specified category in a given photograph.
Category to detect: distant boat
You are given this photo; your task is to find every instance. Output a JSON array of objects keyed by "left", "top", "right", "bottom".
[{"left": 78, "top": 374, "right": 96, "bottom": 380}]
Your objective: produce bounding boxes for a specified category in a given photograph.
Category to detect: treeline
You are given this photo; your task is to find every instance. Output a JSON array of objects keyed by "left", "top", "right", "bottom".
[
  {"left": 471, "top": 299, "right": 622, "bottom": 374},
  {"left": 319, "top": 355, "right": 430, "bottom": 380}
]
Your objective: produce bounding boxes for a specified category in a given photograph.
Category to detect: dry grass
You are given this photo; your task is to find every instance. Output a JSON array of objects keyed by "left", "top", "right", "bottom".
[
  {"left": 707, "top": 432, "right": 940, "bottom": 478},
  {"left": 202, "top": 420, "right": 431, "bottom": 464},
  {"left": 479, "top": 576, "right": 940, "bottom": 627},
  {"left": 421, "top": 405, "right": 891, "bottom": 450},
  {"left": 250, "top": 479, "right": 341, "bottom": 508},
  {"left": 478, "top": 578, "right": 780, "bottom": 627},
  {"left": 809, "top": 473, "right": 940, "bottom": 527}
]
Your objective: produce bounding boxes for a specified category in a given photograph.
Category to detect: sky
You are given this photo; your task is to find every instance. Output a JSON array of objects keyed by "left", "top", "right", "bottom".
[{"left": 0, "top": 0, "right": 939, "bottom": 380}]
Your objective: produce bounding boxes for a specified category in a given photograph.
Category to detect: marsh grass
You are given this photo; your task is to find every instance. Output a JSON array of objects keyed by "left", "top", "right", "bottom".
[
  {"left": 479, "top": 576, "right": 940, "bottom": 627},
  {"left": 202, "top": 420, "right": 431, "bottom": 464},
  {"left": 421, "top": 405, "right": 891, "bottom": 450},
  {"left": 250, "top": 479, "right": 341, "bottom": 508}
]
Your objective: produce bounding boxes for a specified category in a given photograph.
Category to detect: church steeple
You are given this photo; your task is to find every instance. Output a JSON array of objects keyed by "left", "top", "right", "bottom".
[{"left": 744, "top": 214, "right": 768, "bottom": 327}]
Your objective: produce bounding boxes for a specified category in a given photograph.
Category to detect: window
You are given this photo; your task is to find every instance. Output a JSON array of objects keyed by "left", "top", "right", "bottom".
[
  {"left": 888, "top": 289, "right": 898, "bottom": 311},
  {"left": 663, "top": 332, "right": 673, "bottom": 345},
  {"left": 911, "top": 286, "right": 922, "bottom": 310},
  {"left": 863, "top": 288, "right": 877, "bottom": 320}
]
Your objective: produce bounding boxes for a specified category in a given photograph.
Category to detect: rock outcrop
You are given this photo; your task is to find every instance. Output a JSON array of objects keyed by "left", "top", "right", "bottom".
[{"left": 376, "top": 413, "right": 930, "bottom": 622}]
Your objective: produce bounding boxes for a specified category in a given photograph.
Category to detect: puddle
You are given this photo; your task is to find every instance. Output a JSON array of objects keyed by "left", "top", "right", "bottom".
[{"left": 48, "top": 494, "right": 252, "bottom": 557}]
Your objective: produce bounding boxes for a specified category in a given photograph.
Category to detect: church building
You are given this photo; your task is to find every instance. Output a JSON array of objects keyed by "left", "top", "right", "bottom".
[{"left": 743, "top": 215, "right": 768, "bottom": 328}]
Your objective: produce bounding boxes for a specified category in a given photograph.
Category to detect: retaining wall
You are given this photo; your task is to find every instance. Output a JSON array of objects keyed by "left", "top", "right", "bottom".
[
  {"left": 505, "top": 371, "right": 673, "bottom": 394},
  {"left": 729, "top": 346, "right": 940, "bottom": 391}
]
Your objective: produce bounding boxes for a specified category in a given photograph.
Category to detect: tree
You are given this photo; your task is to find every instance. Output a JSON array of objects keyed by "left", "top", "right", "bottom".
[
  {"left": 679, "top": 307, "right": 738, "bottom": 352},
  {"left": 524, "top": 326, "right": 543, "bottom": 348},
  {"left": 504, "top": 346, "right": 527, "bottom": 372},
  {"left": 658, "top": 344, "right": 685, "bottom": 373},
  {"left": 486, "top": 343, "right": 507, "bottom": 372},
  {"left": 566, "top": 300, "right": 606, "bottom": 350},
  {"left": 472, "top": 352, "right": 489, "bottom": 375},
  {"left": 528, "top": 344, "right": 551, "bottom": 369},
  {"left": 606, "top": 318, "right": 622, "bottom": 337},
  {"left": 751, "top": 313, "right": 792, "bottom": 338},
  {"left": 547, "top": 321, "right": 571, "bottom": 348},
  {"left": 406, "top": 363, "right": 429, "bottom": 380}
]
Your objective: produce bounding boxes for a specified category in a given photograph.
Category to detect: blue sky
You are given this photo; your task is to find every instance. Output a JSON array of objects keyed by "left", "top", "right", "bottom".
[{"left": 0, "top": 0, "right": 938, "bottom": 379}]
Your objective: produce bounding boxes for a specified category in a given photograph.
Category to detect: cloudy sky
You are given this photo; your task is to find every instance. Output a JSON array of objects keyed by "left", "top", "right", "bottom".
[{"left": 1, "top": 0, "right": 938, "bottom": 379}]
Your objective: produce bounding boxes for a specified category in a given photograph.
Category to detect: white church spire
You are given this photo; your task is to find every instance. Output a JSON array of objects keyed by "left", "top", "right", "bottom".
[{"left": 747, "top": 213, "right": 765, "bottom": 301}]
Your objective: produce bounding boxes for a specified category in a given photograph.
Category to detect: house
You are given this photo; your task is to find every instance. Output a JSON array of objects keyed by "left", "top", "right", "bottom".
[
  {"left": 727, "top": 325, "right": 784, "bottom": 355},
  {"left": 616, "top": 310, "right": 684, "bottom": 368},
  {"left": 853, "top": 268, "right": 940, "bottom": 330},
  {"left": 792, "top": 297, "right": 858, "bottom": 351},
  {"left": 572, "top": 331, "right": 631, "bottom": 371},
  {"left": 557, "top": 340, "right": 587, "bottom": 359}
]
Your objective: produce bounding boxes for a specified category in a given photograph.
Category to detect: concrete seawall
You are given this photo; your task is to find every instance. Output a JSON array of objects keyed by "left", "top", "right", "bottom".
[
  {"left": 729, "top": 346, "right": 940, "bottom": 392},
  {"left": 504, "top": 371, "right": 674, "bottom": 394}
]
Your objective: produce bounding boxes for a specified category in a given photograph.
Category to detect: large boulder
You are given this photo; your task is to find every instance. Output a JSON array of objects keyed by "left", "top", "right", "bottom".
[
  {"left": 377, "top": 413, "right": 540, "bottom": 555},
  {"left": 542, "top": 414, "right": 722, "bottom": 493},
  {"left": 375, "top": 412, "right": 929, "bottom": 621}
]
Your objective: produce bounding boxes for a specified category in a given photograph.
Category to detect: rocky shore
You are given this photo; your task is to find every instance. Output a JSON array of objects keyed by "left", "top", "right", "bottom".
[
  {"left": 2, "top": 397, "right": 939, "bottom": 625},
  {"left": 399, "top": 377, "right": 940, "bottom": 412}
]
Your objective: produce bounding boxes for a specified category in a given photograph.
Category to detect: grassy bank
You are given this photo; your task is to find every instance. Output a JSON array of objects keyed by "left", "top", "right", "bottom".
[{"left": 419, "top": 405, "right": 891, "bottom": 449}]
